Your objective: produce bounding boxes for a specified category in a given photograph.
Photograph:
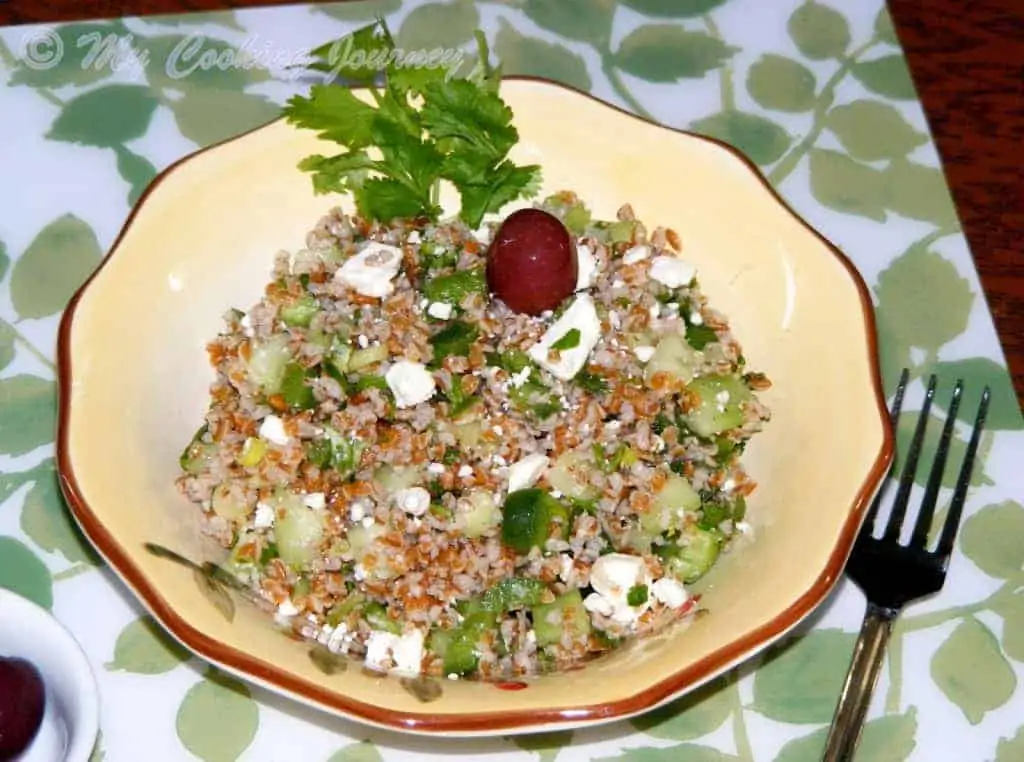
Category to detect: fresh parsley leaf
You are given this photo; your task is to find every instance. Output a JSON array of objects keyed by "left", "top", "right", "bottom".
[
  {"left": 298, "top": 150, "right": 378, "bottom": 195},
  {"left": 444, "top": 375, "right": 479, "bottom": 417},
  {"left": 421, "top": 78, "right": 518, "bottom": 160},
  {"left": 429, "top": 320, "right": 479, "bottom": 365},
  {"left": 626, "top": 585, "right": 648, "bottom": 606},
  {"left": 575, "top": 368, "right": 609, "bottom": 394},
  {"left": 551, "top": 328, "right": 581, "bottom": 351},
  {"left": 283, "top": 85, "right": 377, "bottom": 147},
  {"left": 685, "top": 321, "right": 718, "bottom": 350}
]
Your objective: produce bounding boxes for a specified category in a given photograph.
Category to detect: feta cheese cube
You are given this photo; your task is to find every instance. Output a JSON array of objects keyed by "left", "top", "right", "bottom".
[
  {"left": 575, "top": 243, "right": 598, "bottom": 290},
  {"left": 582, "top": 552, "right": 653, "bottom": 627},
  {"left": 259, "top": 415, "right": 290, "bottom": 446},
  {"left": 253, "top": 501, "right": 275, "bottom": 529},
  {"left": 649, "top": 255, "right": 696, "bottom": 288},
  {"left": 427, "top": 302, "right": 454, "bottom": 320},
  {"left": 303, "top": 492, "right": 326, "bottom": 510},
  {"left": 385, "top": 360, "right": 437, "bottom": 408},
  {"left": 335, "top": 242, "right": 403, "bottom": 298},
  {"left": 394, "top": 486, "right": 430, "bottom": 517},
  {"left": 527, "top": 294, "right": 602, "bottom": 382},
  {"left": 507, "top": 453, "right": 550, "bottom": 492},
  {"left": 634, "top": 345, "right": 656, "bottom": 363},
  {"left": 651, "top": 577, "right": 689, "bottom": 609},
  {"left": 622, "top": 244, "right": 650, "bottom": 265}
]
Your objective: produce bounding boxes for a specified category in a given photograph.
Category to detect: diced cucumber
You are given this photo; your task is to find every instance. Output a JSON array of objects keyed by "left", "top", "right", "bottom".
[
  {"left": 347, "top": 522, "right": 385, "bottom": 557},
  {"left": 475, "top": 577, "right": 548, "bottom": 614},
  {"left": 656, "top": 525, "right": 723, "bottom": 584},
  {"left": 180, "top": 425, "right": 216, "bottom": 475},
  {"left": 373, "top": 464, "right": 422, "bottom": 493},
  {"left": 349, "top": 343, "right": 388, "bottom": 371},
  {"left": 211, "top": 484, "right": 248, "bottom": 521},
  {"left": 280, "top": 362, "right": 317, "bottom": 410},
  {"left": 326, "top": 592, "right": 365, "bottom": 626},
  {"left": 645, "top": 334, "right": 699, "bottom": 386},
  {"left": 641, "top": 474, "right": 701, "bottom": 535},
  {"left": 563, "top": 204, "right": 591, "bottom": 235},
  {"left": 453, "top": 420, "right": 483, "bottom": 448},
  {"left": 608, "top": 220, "right": 637, "bottom": 244},
  {"left": 501, "top": 489, "right": 569, "bottom": 553},
  {"left": 280, "top": 294, "right": 319, "bottom": 327},
  {"left": 532, "top": 589, "right": 590, "bottom": 647},
  {"left": 423, "top": 268, "right": 487, "bottom": 306},
  {"left": 275, "top": 494, "right": 324, "bottom": 568},
  {"left": 247, "top": 334, "right": 292, "bottom": 393},
  {"left": 440, "top": 611, "right": 493, "bottom": 676},
  {"left": 364, "top": 601, "right": 402, "bottom": 634},
  {"left": 546, "top": 449, "right": 599, "bottom": 501},
  {"left": 458, "top": 490, "right": 501, "bottom": 539},
  {"left": 682, "top": 374, "right": 752, "bottom": 438}
]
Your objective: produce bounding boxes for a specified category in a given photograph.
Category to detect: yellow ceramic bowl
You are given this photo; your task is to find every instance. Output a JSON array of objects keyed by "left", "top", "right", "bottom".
[{"left": 56, "top": 77, "right": 892, "bottom": 736}]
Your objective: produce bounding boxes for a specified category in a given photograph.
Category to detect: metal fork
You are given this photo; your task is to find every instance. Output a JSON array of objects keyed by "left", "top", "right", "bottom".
[{"left": 821, "top": 368, "right": 991, "bottom": 762}]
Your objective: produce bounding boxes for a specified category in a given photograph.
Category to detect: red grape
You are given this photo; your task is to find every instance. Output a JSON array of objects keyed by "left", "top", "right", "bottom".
[
  {"left": 486, "top": 209, "right": 577, "bottom": 315},
  {"left": 0, "top": 656, "right": 45, "bottom": 760}
]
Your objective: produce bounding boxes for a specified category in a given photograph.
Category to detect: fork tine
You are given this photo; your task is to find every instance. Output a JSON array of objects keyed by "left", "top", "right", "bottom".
[
  {"left": 936, "top": 386, "right": 991, "bottom": 559},
  {"left": 910, "top": 380, "right": 963, "bottom": 548},
  {"left": 862, "top": 368, "right": 911, "bottom": 531},
  {"left": 883, "top": 375, "right": 938, "bottom": 542}
]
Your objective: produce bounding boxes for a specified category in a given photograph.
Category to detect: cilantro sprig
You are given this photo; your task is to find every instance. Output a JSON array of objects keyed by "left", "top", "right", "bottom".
[{"left": 283, "top": 22, "right": 542, "bottom": 228}]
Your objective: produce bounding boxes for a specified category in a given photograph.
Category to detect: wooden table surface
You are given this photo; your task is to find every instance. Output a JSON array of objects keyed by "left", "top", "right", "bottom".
[{"left": 3, "top": 0, "right": 1022, "bottom": 402}]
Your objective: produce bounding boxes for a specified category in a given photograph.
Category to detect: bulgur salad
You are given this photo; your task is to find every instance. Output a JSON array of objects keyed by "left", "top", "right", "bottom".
[{"left": 174, "top": 22, "right": 771, "bottom": 681}]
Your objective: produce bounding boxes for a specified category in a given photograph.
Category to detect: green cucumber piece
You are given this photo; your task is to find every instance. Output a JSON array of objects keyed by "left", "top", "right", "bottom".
[
  {"left": 532, "top": 589, "right": 590, "bottom": 647},
  {"left": 656, "top": 525, "right": 723, "bottom": 584},
  {"left": 682, "top": 374, "right": 752, "bottom": 438},
  {"left": 280, "top": 294, "right": 319, "bottom": 327}
]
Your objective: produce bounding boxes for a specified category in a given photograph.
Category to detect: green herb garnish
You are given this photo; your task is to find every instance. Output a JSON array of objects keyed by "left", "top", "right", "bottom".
[
  {"left": 284, "top": 21, "right": 541, "bottom": 228},
  {"left": 550, "top": 328, "right": 581, "bottom": 351},
  {"left": 627, "top": 584, "right": 649, "bottom": 607},
  {"left": 423, "top": 267, "right": 487, "bottom": 305},
  {"left": 575, "top": 368, "right": 609, "bottom": 394},
  {"left": 429, "top": 320, "right": 479, "bottom": 365}
]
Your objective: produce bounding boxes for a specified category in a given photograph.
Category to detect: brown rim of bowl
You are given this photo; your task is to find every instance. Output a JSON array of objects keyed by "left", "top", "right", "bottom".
[{"left": 55, "top": 74, "right": 895, "bottom": 734}]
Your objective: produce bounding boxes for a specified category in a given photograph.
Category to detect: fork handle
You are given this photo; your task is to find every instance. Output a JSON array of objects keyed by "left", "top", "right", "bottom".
[{"left": 821, "top": 602, "right": 898, "bottom": 762}]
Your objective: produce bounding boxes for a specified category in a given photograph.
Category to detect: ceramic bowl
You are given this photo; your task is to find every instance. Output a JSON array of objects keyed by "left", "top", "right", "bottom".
[
  {"left": 0, "top": 588, "right": 100, "bottom": 761},
  {"left": 56, "top": 77, "right": 892, "bottom": 736}
]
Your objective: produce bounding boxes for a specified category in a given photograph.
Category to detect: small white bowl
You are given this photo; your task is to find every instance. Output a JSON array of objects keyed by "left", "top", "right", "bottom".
[{"left": 0, "top": 589, "right": 99, "bottom": 762}]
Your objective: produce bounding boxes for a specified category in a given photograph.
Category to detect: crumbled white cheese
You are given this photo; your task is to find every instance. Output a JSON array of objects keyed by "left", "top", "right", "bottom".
[
  {"left": 349, "top": 501, "right": 367, "bottom": 523},
  {"left": 392, "top": 629, "right": 426, "bottom": 674},
  {"left": 634, "top": 345, "right": 656, "bottom": 363},
  {"left": 259, "top": 415, "right": 290, "bottom": 446},
  {"left": 335, "top": 242, "right": 404, "bottom": 298},
  {"left": 253, "top": 501, "right": 275, "bottom": 529},
  {"left": 394, "top": 486, "right": 431, "bottom": 517},
  {"left": 509, "top": 366, "right": 532, "bottom": 389},
  {"left": 576, "top": 243, "right": 597, "bottom": 290},
  {"left": 689, "top": 311, "right": 704, "bottom": 326},
  {"left": 722, "top": 478, "right": 736, "bottom": 493},
  {"left": 507, "top": 453, "right": 550, "bottom": 492},
  {"left": 357, "top": 334, "right": 369, "bottom": 349},
  {"left": 427, "top": 302, "right": 454, "bottom": 320},
  {"left": 609, "top": 310, "right": 621, "bottom": 330},
  {"left": 527, "top": 294, "right": 602, "bottom": 382},
  {"left": 353, "top": 564, "right": 368, "bottom": 581},
  {"left": 427, "top": 462, "right": 446, "bottom": 475},
  {"left": 303, "top": 492, "right": 326, "bottom": 510},
  {"left": 649, "top": 304, "right": 660, "bottom": 322},
  {"left": 361, "top": 516, "right": 376, "bottom": 529},
  {"left": 611, "top": 279, "right": 626, "bottom": 289},
  {"left": 239, "top": 313, "right": 254, "bottom": 337},
  {"left": 649, "top": 255, "right": 696, "bottom": 288},
  {"left": 364, "top": 630, "right": 399, "bottom": 671},
  {"left": 457, "top": 464, "right": 474, "bottom": 478},
  {"left": 325, "top": 623, "right": 352, "bottom": 654},
  {"left": 623, "top": 244, "right": 650, "bottom": 265},
  {"left": 582, "top": 553, "right": 652, "bottom": 627},
  {"left": 558, "top": 554, "right": 575, "bottom": 582},
  {"left": 385, "top": 360, "right": 437, "bottom": 408},
  {"left": 364, "top": 628, "right": 425, "bottom": 674},
  {"left": 735, "top": 520, "right": 753, "bottom": 535},
  {"left": 274, "top": 599, "right": 299, "bottom": 625},
  {"left": 651, "top": 577, "right": 689, "bottom": 609},
  {"left": 492, "top": 424, "right": 504, "bottom": 436},
  {"left": 407, "top": 230, "right": 421, "bottom": 244}
]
